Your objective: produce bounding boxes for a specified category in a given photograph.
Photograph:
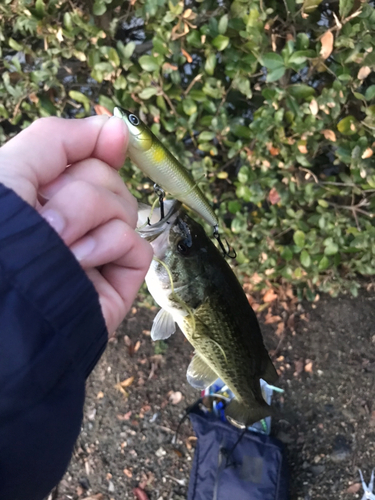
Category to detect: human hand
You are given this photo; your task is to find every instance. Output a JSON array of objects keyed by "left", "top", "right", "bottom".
[{"left": 0, "top": 115, "right": 153, "bottom": 335}]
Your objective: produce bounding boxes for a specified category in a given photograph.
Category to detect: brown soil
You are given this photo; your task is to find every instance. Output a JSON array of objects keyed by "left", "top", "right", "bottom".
[{"left": 55, "top": 292, "right": 375, "bottom": 500}]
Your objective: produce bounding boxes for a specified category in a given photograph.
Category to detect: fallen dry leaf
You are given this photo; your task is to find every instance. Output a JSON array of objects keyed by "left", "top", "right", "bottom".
[
  {"left": 358, "top": 66, "right": 371, "bottom": 80},
  {"left": 134, "top": 340, "right": 141, "bottom": 353},
  {"left": 263, "top": 289, "right": 278, "bottom": 303},
  {"left": 275, "top": 322, "right": 284, "bottom": 336},
  {"left": 264, "top": 314, "right": 282, "bottom": 324},
  {"left": 124, "top": 335, "right": 132, "bottom": 346},
  {"left": 96, "top": 391, "right": 104, "bottom": 399},
  {"left": 305, "top": 361, "right": 313, "bottom": 373},
  {"left": 162, "top": 62, "right": 178, "bottom": 71},
  {"left": 320, "top": 31, "right": 334, "bottom": 60},
  {"left": 322, "top": 129, "right": 336, "bottom": 142},
  {"left": 268, "top": 145, "right": 280, "bottom": 156},
  {"left": 298, "top": 143, "right": 308, "bottom": 154},
  {"left": 309, "top": 99, "right": 318, "bottom": 116},
  {"left": 362, "top": 147, "right": 373, "bottom": 159},
  {"left": 294, "top": 359, "right": 304, "bottom": 376},
  {"left": 94, "top": 104, "right": 112, "bottom": 116},
  {"left": 133, "top": 487, "right": 150, "bottom": 500},
  {"left": 82, "top": 495, "right": 104, "bottom": 500},
  {"left": 346, "top": 483, "right": 361, "bottom": 494},
  {"left": 181, "top": 48, "right": 193, "bottom": 63},
  {"left": 268, "top": 187, "right": 281, "bottom": 205},
  {"left": 168, "top": 391, "right": 183, "bottom": 404},
  {"left": 124, "top": 468, "right": 133, "bottom": 478},
  {"left": 117, "top": 410, "right": 132, "bottom": 420},
  {"left": 120, "top": 376, "right": 134, "bottom": 388}
]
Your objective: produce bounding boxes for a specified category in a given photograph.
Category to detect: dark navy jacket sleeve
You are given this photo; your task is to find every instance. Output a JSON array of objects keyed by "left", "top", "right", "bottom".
[{"left": 0, "top": 184, "right": 108, "bottom": 500}]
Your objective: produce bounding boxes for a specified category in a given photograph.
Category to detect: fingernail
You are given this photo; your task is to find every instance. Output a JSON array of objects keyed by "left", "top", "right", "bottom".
[
  {"left": 85, "top": 115, "right": 109, "bottom": 126},
  {"left": 40, "top": 209, "right": 65, "bottom": 235},
  {"left": 107, "top": 115, "right": 128, "bottom": 136},
  {"left": 71, "top": 236, "right": 96, "bottom": 261}
]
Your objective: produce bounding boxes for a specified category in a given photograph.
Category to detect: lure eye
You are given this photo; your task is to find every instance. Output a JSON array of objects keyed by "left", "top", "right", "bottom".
[
  {"left": 177, "top": 240, "right": 191, "bottom": 256},
  {"left": 128, "top": 114, "right": 140, "bottom": 126}
]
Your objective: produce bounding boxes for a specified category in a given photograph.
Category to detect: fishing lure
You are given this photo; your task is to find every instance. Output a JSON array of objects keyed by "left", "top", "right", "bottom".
[{"left": 113, "top": 107, "right": 235, "bottom": 258}]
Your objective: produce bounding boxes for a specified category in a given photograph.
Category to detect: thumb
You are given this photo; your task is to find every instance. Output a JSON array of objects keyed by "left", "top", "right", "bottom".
[{"left": 0, "top": 115, "right": 128, "bottom": 206}]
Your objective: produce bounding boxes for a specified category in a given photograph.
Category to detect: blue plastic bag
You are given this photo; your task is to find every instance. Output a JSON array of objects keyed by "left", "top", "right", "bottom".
[{"left": 188, "top": 406, "right": 290, "bottom": 500}]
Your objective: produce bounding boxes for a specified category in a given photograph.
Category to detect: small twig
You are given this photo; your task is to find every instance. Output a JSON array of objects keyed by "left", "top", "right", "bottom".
[
  {"left": 299, "top": 166, "right": 318, "bottom": 184},
  {"left": 215, "top": 79, "right": 234, "bottom": 117},
  {"left": 184, "top": 73, "right": 203, "bottom": 96}
]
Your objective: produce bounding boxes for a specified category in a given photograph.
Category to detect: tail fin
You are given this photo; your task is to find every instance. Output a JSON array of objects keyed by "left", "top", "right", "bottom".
[{"left": 225, "top": 399, "right": 275, "bottom": 428}]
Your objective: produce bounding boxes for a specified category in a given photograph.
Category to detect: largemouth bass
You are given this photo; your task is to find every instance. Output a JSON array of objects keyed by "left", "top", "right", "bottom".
[
  {"left": 114, "top": 107, "right": 219, "bottom": 234},
  {"left": 138, "top": 201, "right": 278, "bottom": 427}
]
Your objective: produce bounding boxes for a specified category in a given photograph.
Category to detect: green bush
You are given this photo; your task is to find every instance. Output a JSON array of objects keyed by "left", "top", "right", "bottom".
[{"left": 1, "top": 0, "right": 375, "bottom": 298}]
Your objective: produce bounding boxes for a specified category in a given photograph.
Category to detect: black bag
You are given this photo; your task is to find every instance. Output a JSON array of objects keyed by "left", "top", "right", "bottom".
[{"left": 187, "top": 406, "right": 290, "bottom": 500}]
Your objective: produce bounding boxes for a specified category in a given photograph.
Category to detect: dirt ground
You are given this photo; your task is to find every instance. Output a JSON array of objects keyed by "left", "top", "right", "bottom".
[{"left": 55, "top": 291, "right": 375, "bottom": 500}]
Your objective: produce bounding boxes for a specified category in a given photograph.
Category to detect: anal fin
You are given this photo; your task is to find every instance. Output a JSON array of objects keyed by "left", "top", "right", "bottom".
[
  {"left": 151, "top": 309, "right": 176, "bottom": 341},
  {"left": 186, "top": 353, "right": 218, "bottom": 390}
]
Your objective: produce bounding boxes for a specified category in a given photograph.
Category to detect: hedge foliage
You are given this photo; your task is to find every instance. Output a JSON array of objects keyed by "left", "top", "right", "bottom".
[{"left": 1, "top": 0, "right": 375, "bottom": 298}]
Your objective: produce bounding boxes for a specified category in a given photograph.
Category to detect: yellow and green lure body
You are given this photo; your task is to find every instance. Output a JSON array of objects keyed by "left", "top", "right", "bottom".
[{"left": 113, "top": 107, "right": 219, "bottom": 233}]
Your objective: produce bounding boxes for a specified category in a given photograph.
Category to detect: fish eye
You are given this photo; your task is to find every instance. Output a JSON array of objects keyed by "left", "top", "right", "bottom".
[
  {"left": 177, "top": 240, "right": 191, "bottom": 256},
  {"left": 128, "top": 113, "right": 140, "bottom": 126}
]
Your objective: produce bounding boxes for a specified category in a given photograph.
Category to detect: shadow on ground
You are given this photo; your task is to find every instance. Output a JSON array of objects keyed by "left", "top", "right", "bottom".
[{"left": 57, "top": 292, "right": 375, "bottom": 500}]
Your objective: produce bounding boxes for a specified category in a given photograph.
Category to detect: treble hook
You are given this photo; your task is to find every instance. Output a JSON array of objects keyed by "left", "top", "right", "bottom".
[
  {"left": 153, "top": 183, "right": 165, "bottom": 220},
  {"left": 213, "top": 226, "right": 236, "bottom": 259}
]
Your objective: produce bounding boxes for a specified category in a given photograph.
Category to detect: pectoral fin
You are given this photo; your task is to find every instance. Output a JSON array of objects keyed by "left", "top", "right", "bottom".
[
  {"left": 151, "top": 309, "right": 176, "bottom": 341},
  {"left": 186, "top": 353, "right": 218, "bottom": 390}
]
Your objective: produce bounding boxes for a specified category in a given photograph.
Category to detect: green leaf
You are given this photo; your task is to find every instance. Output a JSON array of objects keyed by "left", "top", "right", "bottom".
[
  {"left": 339, "top": 0, "right": 354, "bottom": 18},
  {"left": 365, "top": 85, "right": 375, "bottom": 101},
  {"left": 288, "top": 51, "right": 308, "bottom": 65},
  {"left": 228, "top": 200, "right": 242, "bottom": 214},
  {"left": 318, "top": 199, "right": 329, "bottom": 208},
  {"left": 8, "top": 38, "right": 23, "bottom": 51},
  {"left": 324, "top": 242, "right": 339, "bottom": 256},
  {"left": 262, "top": 53, "right": 284, "bottom": 70},
  {"left": 303, "top": 0, "right": 323, "bottom": 14},
  {"left": 205, "top": 53, "right": 217, "bottom": 75},
  {"left": 182, "top": 98, "right": 197, "bottom": 116},
  {"left": 293, "top": 230, "right": 305, "bottom": 248},
  {"left": 212, "top": 35, "right": 229, "bottom": 51},
  {"left": 218, "top": 14, "right": 228, "bottom": 34},
  {"left": 288, "top": 84, "right": 315, "bottom": 99},
  {"left": 199, "top": 131, "right": 216, "bottom": 141},
  {"left": 300, "top": 249, "right": 311, "bottom": 267},
  {"left": 138, "top": 87, "right": 158, "bottom": 99},
  {"left": 108, "top": 48, "right": 120, "bottom": 67},
  {"left": 337, "top": 115, "right": 358, "bottom": 135},
  {"left": 93, "top": 0, "right": 106, "bottom": 16},
  {"left": 69, "top": 90, "right": 90, "bottom": 112},
  {"left": 139, "top": 55, "right": 160, "bottom": 72},
  {"left": 232, "top": 125, "right": 251, "bottom": 139},
  {"left": 266, "top": 66, "right": 286, "bottom": 83},
  {"left": 281, "top": 247, "right": 293, "bottom": 262},
  {"left": 318, "top": 256, "right": 330, "bottom": 270},
  {"left": 35, "top": 0, "right": 45, "bottom": 17},
  {"left": 124, "top": 41, "right": 136, "bottom": 59}
]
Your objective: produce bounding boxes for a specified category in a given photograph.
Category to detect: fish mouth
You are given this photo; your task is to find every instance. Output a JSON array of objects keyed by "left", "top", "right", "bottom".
[{"left": 137, "top": 200, "right": 182, "bottom": 241}]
